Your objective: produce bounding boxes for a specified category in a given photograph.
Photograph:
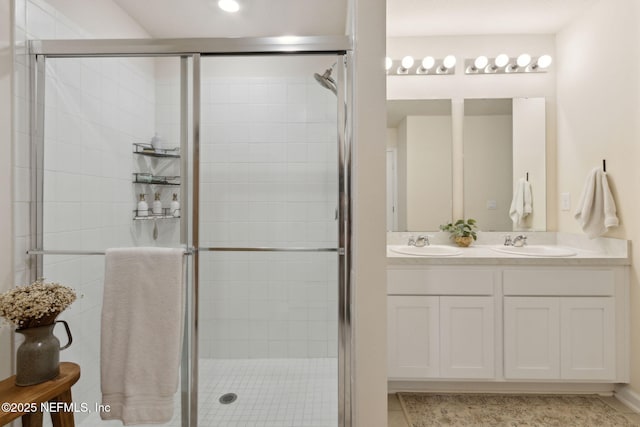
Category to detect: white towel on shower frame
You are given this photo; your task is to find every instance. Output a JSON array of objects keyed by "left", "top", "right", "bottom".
[{"left": 100, "top": 247, "right": 185, "bottom": 425}]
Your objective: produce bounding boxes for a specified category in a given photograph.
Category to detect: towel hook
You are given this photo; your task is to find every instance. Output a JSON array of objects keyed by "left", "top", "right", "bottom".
[
  {"left": 602, "top": 159, "right": 606, "bottom": 172},
  {"left": 526, "top": 172, "right": 529, "bottom": 181}
]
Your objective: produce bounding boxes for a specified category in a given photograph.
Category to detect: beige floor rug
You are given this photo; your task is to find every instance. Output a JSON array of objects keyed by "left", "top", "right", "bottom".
[{"left": 397, "top": 393, "right": 638, "bottom": 426}]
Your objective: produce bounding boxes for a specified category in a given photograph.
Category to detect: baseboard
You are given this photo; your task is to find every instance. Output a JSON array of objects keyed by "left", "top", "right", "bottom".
[
  {"left": 614, "top": 384, "right": 640, "bottom": 413},
  {"left": 389, "top": 380, "right": 615, "bottom": 395}
]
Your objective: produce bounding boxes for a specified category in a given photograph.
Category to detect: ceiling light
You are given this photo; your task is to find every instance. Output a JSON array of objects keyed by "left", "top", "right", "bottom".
[{"left": 218, "top": 0, "right": 240, "bottom": 13}]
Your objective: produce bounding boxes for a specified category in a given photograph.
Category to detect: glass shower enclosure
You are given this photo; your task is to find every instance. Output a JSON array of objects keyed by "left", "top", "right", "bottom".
[{"left": 27, "top": 37, "right": 351, "bottom": 427}]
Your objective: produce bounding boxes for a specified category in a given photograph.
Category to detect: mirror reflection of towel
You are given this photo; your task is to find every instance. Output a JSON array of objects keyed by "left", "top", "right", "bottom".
[
  {"left": 574, "top": 167, "right": 619, "bottom": 238},
  {"left": 509, "top": 178, "right": 532, "bottom": 226}
]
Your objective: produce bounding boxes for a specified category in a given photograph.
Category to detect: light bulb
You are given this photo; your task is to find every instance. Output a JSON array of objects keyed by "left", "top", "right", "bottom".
[
  {"left": 401, "top": 56, "right": 414, "bottom": 70},
  {"left": 421, "top": 56, "right": 435, "bottom": 70},
  {"left": 218, "top": 0, "right": 240, "bottom": 12},
  {"left": 517, "top": 53, "right": 532, "bottom": 68},
  {"left": 385, "top": 57, "right": 393, "bottom": 71},
  {"left": 494, "top": 54, "right": 509, "bottom": 68},
  {"left": 474, "top": 55, "right": 488, "bottom": 69},
  {"left": 442, "top": 55, "right": 456, "bottom": 69},
  {"left": 536, "top": 54, "right": 552, "bottom": 69}
]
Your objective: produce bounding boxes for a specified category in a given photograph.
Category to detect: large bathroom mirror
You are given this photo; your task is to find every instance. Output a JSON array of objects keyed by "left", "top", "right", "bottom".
[
  {"left": 386, "top": 99, "right": 453, "bottom": 231},
  {"left": 386, "top": 97, "right": 546, "bottom": 232},
  {"left": 463, "top": 97, "right": 546, "bottom": 232}
]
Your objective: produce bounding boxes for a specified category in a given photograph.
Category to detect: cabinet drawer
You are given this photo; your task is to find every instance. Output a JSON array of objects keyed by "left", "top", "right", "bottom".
[
  {"left": 503, "top": 269, "right": 614, "bottom": 296},
  {"left": 388, "top": 269, "right": 494, "bottom": 295}
]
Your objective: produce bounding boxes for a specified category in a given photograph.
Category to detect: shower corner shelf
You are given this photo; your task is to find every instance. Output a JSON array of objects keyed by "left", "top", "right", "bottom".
[
  {"left": 133, "top": 143, "right": 180, "bottom": 158},
  {"left": 133, "top": 209, "right": 180, "bottom": 221}
]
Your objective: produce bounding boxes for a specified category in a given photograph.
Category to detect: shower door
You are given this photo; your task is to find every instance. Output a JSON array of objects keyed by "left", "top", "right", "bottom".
[
  {"left": 32, "top": 53, "right": 193, "bottom": 427},
  {"left": 194, "top": 54, "right": 346, "bottom": 426}
]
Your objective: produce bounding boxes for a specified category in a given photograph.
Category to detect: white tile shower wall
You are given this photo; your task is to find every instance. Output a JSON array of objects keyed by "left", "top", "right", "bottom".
[{"left": 197, "top": 75, "right": 339, "bottom": 359}]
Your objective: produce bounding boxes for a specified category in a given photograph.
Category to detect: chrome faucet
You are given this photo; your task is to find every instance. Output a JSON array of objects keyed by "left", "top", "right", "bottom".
[
  {"left": 512, "top": 234, "right": 528, "bottom": 247},
  {"left": 408, "top": 235, "right": 430, "bottom": 247},
  {"left": 503, "top": 235, "right": 512, "bottom": 246}
]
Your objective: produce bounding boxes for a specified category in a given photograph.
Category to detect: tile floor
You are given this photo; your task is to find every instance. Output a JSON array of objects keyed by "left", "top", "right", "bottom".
[
  {"left": 387, "top": 393, "right": 640, "bottom": 427},
  {"left": 79, "top": 358, "right": 337, "bottom": 427}
]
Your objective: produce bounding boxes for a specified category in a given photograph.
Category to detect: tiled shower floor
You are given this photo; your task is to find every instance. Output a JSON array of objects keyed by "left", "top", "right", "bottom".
[{"left": 79, "top": 358, "right": 338, "bottom": 427}]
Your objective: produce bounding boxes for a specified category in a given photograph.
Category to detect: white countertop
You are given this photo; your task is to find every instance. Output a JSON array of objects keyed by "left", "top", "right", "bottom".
[{"left": 387, "top": 232, "right": 631, "bottom": 266}]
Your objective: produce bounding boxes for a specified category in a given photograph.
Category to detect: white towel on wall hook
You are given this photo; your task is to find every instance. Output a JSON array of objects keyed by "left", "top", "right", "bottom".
[
  {"left": 509, "top": 177, "right": 532, "bottom": 226},
  {"left": 574, "top": 167, "right": 619, "bottom": 238}
]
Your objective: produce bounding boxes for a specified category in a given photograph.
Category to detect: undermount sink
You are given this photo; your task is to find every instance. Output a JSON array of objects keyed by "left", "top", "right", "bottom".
[
  {"left": 490, "top": 245, "right": 577, "bottom": 257},
  {"left": 388, "top": 245, "right": 463, "bottom": 257}
]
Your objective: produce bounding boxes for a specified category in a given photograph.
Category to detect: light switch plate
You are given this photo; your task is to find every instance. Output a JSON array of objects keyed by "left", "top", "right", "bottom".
[
  {"left": 561, "top": 192, "right": 571, "bottom": 211},
  {"left": 486, "top": 200, "right": 497, "bottom": 210}
]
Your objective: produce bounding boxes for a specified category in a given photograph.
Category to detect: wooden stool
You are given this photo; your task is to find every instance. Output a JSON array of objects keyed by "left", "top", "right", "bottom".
[{"left": 0, "top": 362, "right": 80, "bottom": 427}]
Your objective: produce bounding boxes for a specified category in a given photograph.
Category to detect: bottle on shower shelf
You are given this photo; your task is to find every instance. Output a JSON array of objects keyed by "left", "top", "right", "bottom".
[
  {"left": 137, "top": 193, "right": 148, "bottom": 217},
  {"left": 152, "top": 192, "right": 163, "bottom": 215},
  {"left": 170, "top": 193, "right": 180, "bottom": 217}
]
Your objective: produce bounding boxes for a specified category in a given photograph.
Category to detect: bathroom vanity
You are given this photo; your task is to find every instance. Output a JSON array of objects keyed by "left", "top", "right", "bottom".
[{"left": 386, "top": 233, "right": 630, "bottom": 393}]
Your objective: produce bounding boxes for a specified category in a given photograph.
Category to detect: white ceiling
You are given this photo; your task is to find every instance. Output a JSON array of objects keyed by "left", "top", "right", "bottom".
[
  {"left": 112, "top": 0, "right": 600, "bottom": 39},
  {"left": 112, "top": 0, "right": 348, "bottom": 38}
]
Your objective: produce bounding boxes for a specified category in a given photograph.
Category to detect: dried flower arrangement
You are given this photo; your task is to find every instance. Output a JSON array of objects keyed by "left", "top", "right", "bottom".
[{"left": 0, "top": 279, "right": 77, "bottom": 329}]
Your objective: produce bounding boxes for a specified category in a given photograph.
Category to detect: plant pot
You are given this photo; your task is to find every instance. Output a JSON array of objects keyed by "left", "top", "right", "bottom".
[
  {"left": 15, "top": 320, "right": 72, "bottom": 386},
  {"left": 454, "top": 236, "right": 474, "bottom": 247}
]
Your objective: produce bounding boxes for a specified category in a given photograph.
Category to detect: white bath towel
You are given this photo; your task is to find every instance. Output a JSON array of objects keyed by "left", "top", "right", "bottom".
[
  {"left": 509, "top": 177, "right": 533, "bottom": 226},
  {"left": 574, "top": 167, "right": 619, "bottom": 238},
  {"left": 100, "top": 247, "right": 185, "bottom": 425}
]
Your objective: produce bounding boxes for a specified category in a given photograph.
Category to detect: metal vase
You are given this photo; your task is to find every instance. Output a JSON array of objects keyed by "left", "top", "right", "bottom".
[{"left": 15, "top": 320, "right": 73, "bottom": 386}]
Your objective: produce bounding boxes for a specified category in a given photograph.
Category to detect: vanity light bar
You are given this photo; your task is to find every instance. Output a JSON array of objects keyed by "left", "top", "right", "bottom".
[
  {"left": 465, "top": 54, "right": 553, "bottom": 74},
  {"left": 386, "top": 55, "right": 456, "bottom": 76}
]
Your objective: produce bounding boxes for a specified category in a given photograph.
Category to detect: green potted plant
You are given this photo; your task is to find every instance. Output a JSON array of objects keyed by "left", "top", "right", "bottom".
[{"left": 440, "top": 218, "right": 478, "bottom": 247}]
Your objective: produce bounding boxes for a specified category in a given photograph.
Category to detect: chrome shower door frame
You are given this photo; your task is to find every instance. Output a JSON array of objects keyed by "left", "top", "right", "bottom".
[{"left": 29, "top": 36, "right": 353, "bottom": 427}]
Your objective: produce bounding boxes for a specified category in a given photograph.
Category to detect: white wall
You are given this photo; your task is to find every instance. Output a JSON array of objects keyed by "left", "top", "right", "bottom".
[
  {"left": 555, "top": 0, "right": 640, "bottom": 399},
  {"left": 352, "top": 0, "right": 388, "bottom": 425},
  {"left": 0, "top": 0, "right": 13, "bottom": 380},
  {"left": 387, "top": 35, "right": 557, "bottom": 230},
  {"left": 195, "top": 57, "right": 339, "bottom": 359}
]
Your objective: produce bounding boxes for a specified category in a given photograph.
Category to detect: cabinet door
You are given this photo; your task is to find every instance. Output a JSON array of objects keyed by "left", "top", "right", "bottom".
[
  {"left": 504, "top": 297, "right": 560, "bottom": 379},
  {"left": 561, "top": 297, "right": 615, "bottom": 380},
  {"left": 440, "top": 296, "right": 494, "bottom": 378},
  {"left": 388, "top": 296, "right": 439, "bottom": 378}
]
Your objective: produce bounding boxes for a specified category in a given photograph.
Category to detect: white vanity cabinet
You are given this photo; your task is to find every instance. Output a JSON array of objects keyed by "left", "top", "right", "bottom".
[
  {"left": 503, "top": 269, "right": 618, "bottom": 381},
  {"left": 387, "top": 263, "right": 629, "bottom": 385},
  {"left": 387, "top": 268, "right": 496, "bottom": 380}
]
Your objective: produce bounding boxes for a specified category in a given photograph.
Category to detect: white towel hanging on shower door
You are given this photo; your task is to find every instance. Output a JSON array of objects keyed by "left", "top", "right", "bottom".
[{"left": 100, "top": 247, "right": 185, "bottom": 425}]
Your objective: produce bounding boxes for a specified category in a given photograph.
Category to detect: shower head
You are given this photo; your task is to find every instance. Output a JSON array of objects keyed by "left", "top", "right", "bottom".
[{"left": 314, "top": 68, "right": 338, "bottom": 95}]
